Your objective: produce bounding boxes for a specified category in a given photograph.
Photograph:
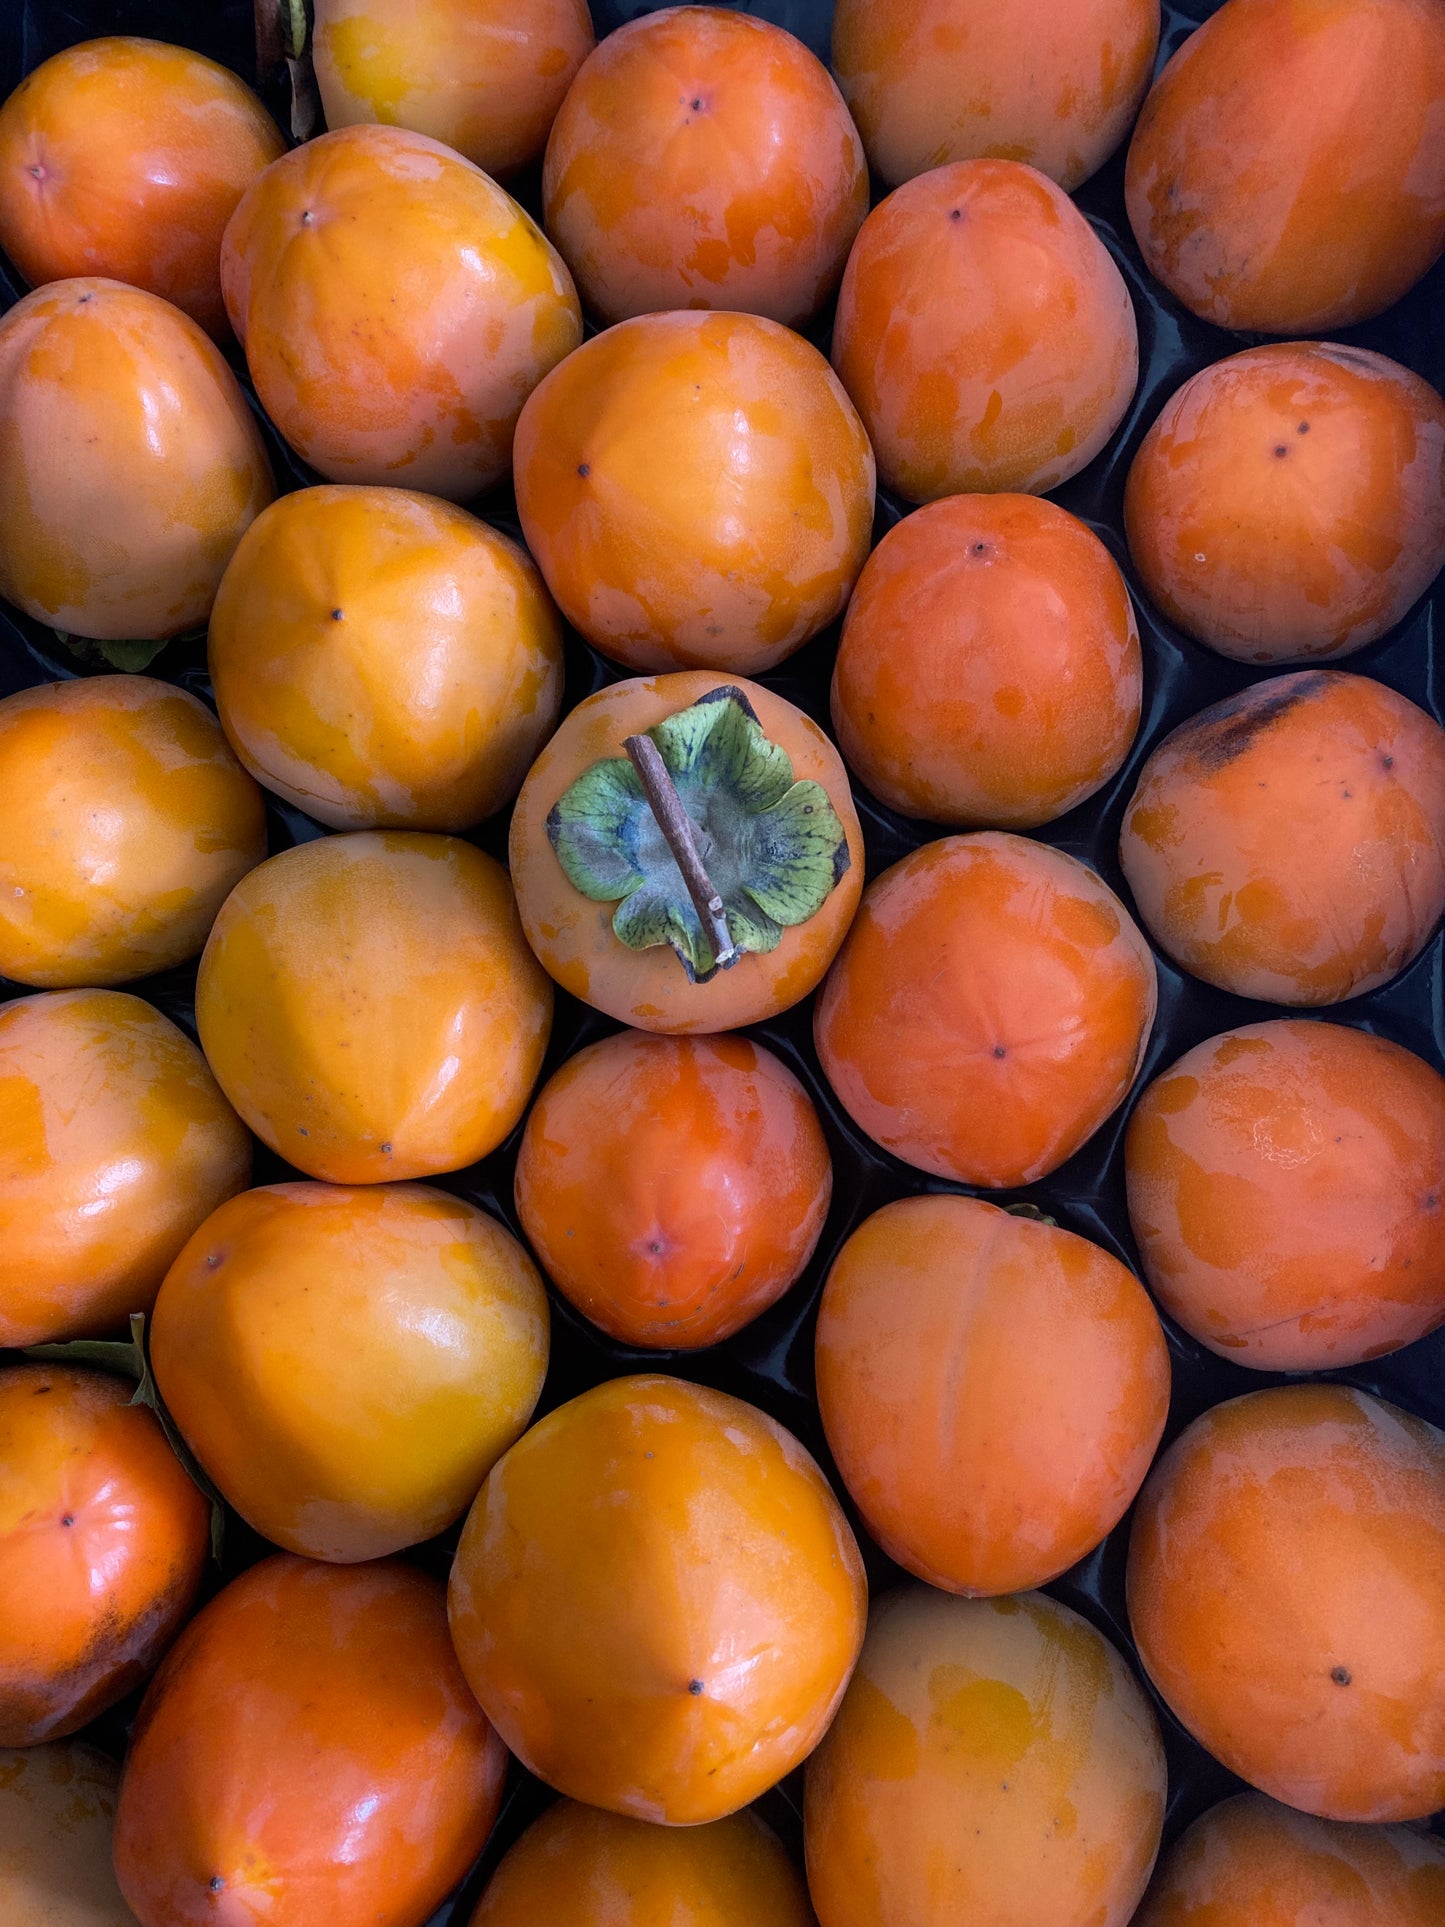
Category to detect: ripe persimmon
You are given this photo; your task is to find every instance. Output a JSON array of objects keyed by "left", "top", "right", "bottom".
[
  {"left": 1, "top": 1740, "right": 138, "bottom": 1927},
  {"left": 448, "top": 1374, "right": 866, "bottom": 1824}
]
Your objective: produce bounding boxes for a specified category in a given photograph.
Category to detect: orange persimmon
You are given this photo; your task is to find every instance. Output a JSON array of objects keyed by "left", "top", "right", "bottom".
[{"left": 1, "top": 1740, "right": 138, "bottom": 1927}]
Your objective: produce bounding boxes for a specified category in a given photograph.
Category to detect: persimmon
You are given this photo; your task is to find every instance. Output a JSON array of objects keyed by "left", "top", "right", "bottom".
[
  {"left": 208, "top": 486, "right": 564, "bottom": 831},
  {"left": 220, "top": 125, "right": 581, "bottom": 501},
  {"left": 514, "top": 311, "right": 873, "bottom": 674},
  {"left": 448, "top": 1374, "right": 866, "bottom": 1824},
  {"left": 0, "top": 677, "right": 267, "bottom": 989},
  {"left": 509, "top": 673, "right": 864, "bottom": 1033},
  {"left": 0, "top": 1364, "right": 209, "bottom": 1748},
  {"left": 1119, "top": 671, "right": 1445, "bottom": 1005},
  {"left": 1125, "top": 344, "right": 1445, "bottom": 664},
  {"left": 313, "top": 0, "right": 594, "bottom": 179},
  {"left": 152, "top": 1181, "right": 549, "bottom": 1562},
  {"left": 832, "top": 0, "right": 1159, "bottom": 191},
  {"left": 0, "top": 279, "right": 273, "bottom": 641},
  {"left": 1126, "top": 1020, "right": 1445, "bottom": 1370},
  {"left": 196, "top": 831, "right": 552, "bottom": 1184},
  {"left": 0, "top": 38, "right": 283, "bottom": 337},
  {"left": 831, "top": 494, "right": 1142, "bottom": 827},
  {"left": 0, "top": 989, "right": 251, "bottom": 1349},
  {"left": 113, "top": 1555, "right": 506, "bottom": 1927},
  {"left": 815, "top": 832, "right": 1156, "bottom": 1186},
  {"left": 542, "top": 7, "right": 867, "bottom": 328},
  {"left": 1127, "top": 1384, "right": 1445, "bottom": 1822},
  {"left": 1, "top": 1740, "right": 138, "bottom": 1927},
  {"left": 804, "top": 1585, "right": 1166, "bottom": 1927},
  {"left": 831, "top": 160, "right": 1137, "bottom": 502}
]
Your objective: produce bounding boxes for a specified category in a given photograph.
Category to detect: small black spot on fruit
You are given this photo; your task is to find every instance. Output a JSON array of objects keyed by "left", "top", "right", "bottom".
[
  {"left": 60, "top": 1514, "right": 74, "bottom": 1528},
  {"left": 992, "top": 1045, "right": 1007, "bottom": 1059},
  {"left": 331, "top": 609, "right": 343, "bottom": 621},
  {"left": 688, "top": 1679, "right": 705, "bottom": 1695},
  {"left": 1273, "top": 445, "right": 1288, "bottom": 457},
  {"left": 578, "top": 462, "right": 590, "bottom": 477},
  {"left": 1297, "top": 421, "right": 1310, "bottom": 433},
  {"left": 1331, "top": 1666, "right": 1352, "bottom": 1686}
]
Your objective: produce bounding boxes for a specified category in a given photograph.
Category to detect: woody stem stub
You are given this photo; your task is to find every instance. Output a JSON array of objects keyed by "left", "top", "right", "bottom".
[{"left": 623, "top": 733, "right": 737, "bottom": 967}]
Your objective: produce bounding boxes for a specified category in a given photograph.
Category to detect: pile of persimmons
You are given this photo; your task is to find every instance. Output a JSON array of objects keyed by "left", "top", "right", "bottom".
[{"left": 1, "top": 1, "right": 1444, "bottom": 1924}]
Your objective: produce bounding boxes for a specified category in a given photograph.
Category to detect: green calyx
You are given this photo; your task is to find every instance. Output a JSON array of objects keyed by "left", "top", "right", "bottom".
[{"left": 547, "top": 685, "right": 851, "bottom": 985}]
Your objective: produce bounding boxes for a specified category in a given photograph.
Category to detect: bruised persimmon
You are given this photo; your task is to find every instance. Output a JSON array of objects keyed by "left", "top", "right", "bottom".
[
  {"left": 831, "top": 159, "right": 1137, "bottom": 502},
  {"left": 831, "top": 494, "right": 1142, "bottom": 827},
  {"left": 509, "top": 673, "right": 864, "bottom": 1033},
  {"left": 221, "top": 125, "right": 581, "bottom": 500},
  {"left": 1127, "top": 1384, "right": 1445, "bottom": 1822},
  {"left": 208, "top": 486, "right": 564, "bottom": 831},
  {"left": 196, "top": 831, "right": 552, "bottom": 1183},
  {"left": 0, "top": 1740, "right": 138, "bottom": 1927},
  {"left": 1126, "top": 1020, "right": 1445, "bottom": 1370},
  {"left": 1125, "top": 344, "right": 1445, "bottom": 664},
  {"left": 448, "top": 1374, "right": 866, "bottom": 1824},
  {"left": 804, "top": 1586, "right": 1166, "bottom": 1927},
  {"left": 0, "top": 1364, "right": 208, "bottom": 1748},
  {"left": 542, "top": 7, "right": 867, "bottom": 328},
  {"left": 815, "top": 832, "right": 1156, "bottom": 1186},
  {"left": 1119, "top": 671, "right": 1445, "bottom": 1005}
]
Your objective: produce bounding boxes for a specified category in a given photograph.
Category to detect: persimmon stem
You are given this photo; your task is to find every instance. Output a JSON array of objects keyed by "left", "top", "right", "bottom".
[{"left": 623, "top": 733, "right": 737, "bottom": 967}]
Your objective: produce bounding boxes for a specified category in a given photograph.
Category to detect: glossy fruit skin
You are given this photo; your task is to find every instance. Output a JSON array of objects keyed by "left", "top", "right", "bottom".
[
  {"left": 0, "top": 38, "right": 284, "bottom": 337},
  {"left": 831, "top": 160, "right": 1137, "bottom": 502},
  {"left": 208, "top": 486, "right": 564, "bottom": 831},
  {"left": 1132, "top": 1790, "right": 1445, "bottom": 1927},
  {"left": 815, "top": 832, "right": 1157, "bottom": 1186},
  {"left": 1125, "top": 0, "right": 1445, "bottom": 333},
  {"left": 0, "top": 677, "right": 268, "bottom": 989},
  {"left": 817, "top": 1196, "right": 1169, "bottom": 1595},
  {"left": 804, "top": 1585, "right": 1166, "bottom": 1927},
  {"left": 113, "top": 1556, "right": 506, "bottom": 1927},
  {"left": 0, "top": 989, "right": 251, "bottom": 1348},
  {"left": 0, "top": 279, "right": 274, "bottom": 641},
  {"left": 1127, "top": 1020, "right": 1445, "bottom": 1370},
  {"left": 0, "top": 1740, "right": 138, "bottom": 1927},
  {"left": 514, "top": 311, "right": 874, "bottom": 673},
  {"left": 196, "top": 831, "right": 552, "bottom": 1184},
  {"left": 832, "top": 0, "right": 1159, "bottom": 191},
  {"left": 1127, "top": 1384, "right": 1445, "bottom": 1821},
  {"left": 542, "top": 6, "right": 867, "bottom": 328},
  {"left": 313, "top": 0, "right": 594, "bottom": 179},
  {"left": 1119, "top": 671, "right": 1445, "bottom": 1005},
  {"left": 831, "top": 494, "right": 1142, "bottom": 827},
  {"left": 1125, "top": 344, "right": 1445, "bottom": 664},
  {"left": 470, "top": 1801, "right": 817, "bottom": 1927},
  {"left": 515, "top": 1030, "right": 831, "bottom": 1348},
  {"left": 448, "top": 1374, "right": 867, "bottom": 1824},
  {"left": 0, "top": 1365, "right": 209, "bottom": 1748},
  {"left": 221, "top": 125, "right": 581, "bottom": 501},
  {"left": 151, "top": 1181, "right": 549, "bottom": 1562}
]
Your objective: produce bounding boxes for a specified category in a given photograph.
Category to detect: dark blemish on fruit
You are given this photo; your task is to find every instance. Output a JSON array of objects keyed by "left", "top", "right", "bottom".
[
  {"left": 297, "top": 1126, "right": 309, "bottom": 1137},
  {"left": 950, "top": 208, "right": 962, "bottom": 221},
  {"left": 1382, "top": 754, "right": 1395, "bottom": 769},
  {"left": 206, "top": 1252, "right": 223, "bottom": 1269},
  {"left": 1273, "top": 445, "right": 1288, "bottom": 457},
  {"left": 60, "top": 1514, "right": 74, "bottom": 1527},
  {"left": 1331, "top": 1667, "right": 1351, "bottom": 1686},
  {"left": 688, "top": 1679, "right": 705, "bottom": 1695},
  {"left": 577, "top": 463, "right": 590, "bottom": 477},
  {"left": 992, "top": 1045, "right": 1007, "bottom": 1059},
  {"left": 1170, "top": 674, "right": 1330, "bottom": 774},
  {"left": 972, "top": 542, "right": 988, "bottom": 555},
  {"left": 301, "top": 210, "right": 313, "bottom": 224},
  {"left": 644, "top": 1451, "right": 654, "bottom": 1459},
  {"left": 1426, "top": 1194, "right": 1439, "bottom": 1210},
  {"left": 649, "top": 1240, "right": 664, "bottom": 1254},
  {"left": 209, "top": 1876, "right": 225, "bottom": 1893},
  {"left": 1298, "top": 421, "right": 1310, "bottom": 433},
  {"left": 331, "top": 609, "right": 343, "bottom": 621},
  {"left": 691, "top": 98, "right": 702, "bottom": 111},
  {"left": 381, "top": 1142, "right": 393, "bottom": 1154},
  {"left": 28, "top": 164, "right": 42, "bottom": 179}
]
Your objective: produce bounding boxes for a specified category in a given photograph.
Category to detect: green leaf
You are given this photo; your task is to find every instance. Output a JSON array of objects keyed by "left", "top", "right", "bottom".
[
  {"left": 652, "top": 686, "right": 794, "bottom": 811},
  {"left": 548, "top": 759, "right": 646, "bottom": 901},
  {"left": 54, "top": 630, "right": 175, "bottom": 674},
  {"left": 613, "top": 882, "right": 711, "bottom": 980},
  {"left": 744, "top": 781, "right": 851, "bottom": 924}
]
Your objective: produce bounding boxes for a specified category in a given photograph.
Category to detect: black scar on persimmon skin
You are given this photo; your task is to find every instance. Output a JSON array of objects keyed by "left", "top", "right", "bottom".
[{"left": 1154, "top": 671, "right": 1333, "bottom": 774}]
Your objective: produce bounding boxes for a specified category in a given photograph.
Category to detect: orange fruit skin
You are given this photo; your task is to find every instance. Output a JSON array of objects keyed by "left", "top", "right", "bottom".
[
  {"left": 1125, "top": 0, "right": 1445, "bottom": 334},
  {"left": 0, "top": 1365, "right": 209, "bottom": 1748},
  {"left": 1119, "top": 671, "right": 1445, "bottom": 1005},
  {"left": 113, "top": 1555, "right": 506, "bottom": 1927},
  {"left": 514, "top": 311, "right": 875, "bottom": 673},
  {"left": 208, "top": 485, "right": 564, "bottom": 832},
  {"left": 0, "top": 989, "right": 251, "bottom": 1349},
  {"left": 804, "top": 1585, "right": 1166, "bottom": 1927},
  {"left": 832, "top": 0, "right": 1159, "bottom": 191},
  {"left": 0, "top": 279, "right": 274, "bottom": 641},
  {"left": 542, "top": 6, "right": 867, "bottom": 329},
  {"left": 1132, "top": 1790, "right": 1445, "bottom": 1927},
  {"left": 220, "top": 125, "right": 581, "bottom": 501},
  {"left": 1127, "top": 1384, "right": 1445, "bottom": 1822},
  {"left": 515, "top": 1029, "right": 831, "bottom": 1348},
  {"left": 470, "top": 1800, "right": 817, "bottom": 1927},
  {"left": 510, "top": 672, "right": 865, "bottom": 1033},
  {"left": 196, "top": 831, "right": 552, "bottom": 1184},
  {"left": 814, "top": 832, "right": 1157, "bottom": 1186},
  {"left": 313, "top": 0, "right": 595, "bottom": 179},
  {"left": 0, "top": 38, "right": 283, "bottom": 338},
  {"left": 0, "top": 677, "right": 267, "bottom": 989},
  {"left": 831, "top": 494, "right": 1142, "bottom": 827},
  {"left": 1125, "top": 344, "right": 1445, "bottom": 665},
  {"left": 831, "top": 160, "right": 1138, "bottom": 503},
  {"left": 448, "top": 1374, "right": 866, "bottom": 1824},
  {"left": 151, "top": 1180, "right": 549, "bottom": 1562},
  {"left": 0, "top": 1739, "right": 139, "bottom": 1927},
  {"left": 816, "top": 1196, "right": 1169, "bottom": 1595},
  {"left": 1126, "top": 1019, "right": 1445, "bottom": 1370}
]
